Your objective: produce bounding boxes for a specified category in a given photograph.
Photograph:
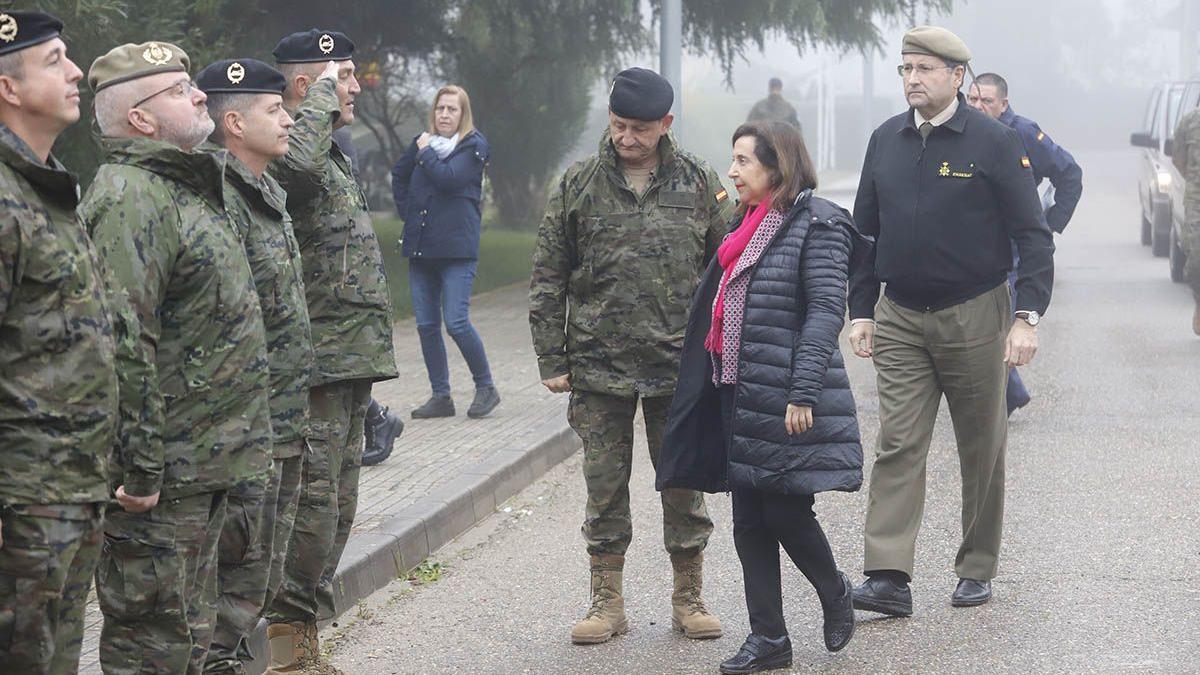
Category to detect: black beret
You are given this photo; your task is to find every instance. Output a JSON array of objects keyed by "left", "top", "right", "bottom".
[
  {"left": 609, "top": 67, "right": 673, "bottom": 121},
  {"left": 197, "top": 58, "right": 285, "bottom": 95},
  {"left": 0, "top": 11, "right": 63, "bottom": 57},
  {"left": 272, "top": 29, "right": 354, "bottom": 64}
]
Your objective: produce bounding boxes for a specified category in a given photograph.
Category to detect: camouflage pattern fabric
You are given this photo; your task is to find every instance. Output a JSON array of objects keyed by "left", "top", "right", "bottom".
[
  {"left": 1173, "top": 107, "right": 1200, "bottom": 293},
  {"left": 0, "top": 503, "right": 102, "bottom": 675},
  {"left": 82, "top": 136, "right": 272, "bottom": 498},
  {"left": 218, "top": 150, "right": 315, "bottom": 457},
  {"left": 267, "top": 381, "right": 370, "bottom": 624},
  {"left": 269, "top": 78, "right": 398, "bottom": 387},
  {"left": 529, "top": 129, "right": 733, "bottom": 397},
  {"left": 262, "top": 451, "right": 304, "bottom": 612},
  {"left": 569, "top": 390, "right": 713, "bottom": 557},
  {"left": 97, "top": 491, "right": 227, "bottom": 675},
  {"left": 746, "top": 94, "right": 802, "bottom": 130},
  {"left": 204, "top": 479, "right": 270, "bottom": 674},
  {"left": 0, "top": 123, "right": 117, "bottom": 507}
]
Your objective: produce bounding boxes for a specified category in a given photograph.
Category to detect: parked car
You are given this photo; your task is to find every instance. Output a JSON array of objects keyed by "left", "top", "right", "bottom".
[{"left": 1131, "top": 80, "right": 1200, "bottom": 282}]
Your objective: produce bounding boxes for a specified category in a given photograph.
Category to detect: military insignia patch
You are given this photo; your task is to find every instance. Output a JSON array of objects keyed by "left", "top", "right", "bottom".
[
  {"left": 938, "top": 161, "right": 975, "bottom": 179},
  {"left": 226, "top": 62, "right": 245, "bottom": 85},
  {"left": 1021, "top": 156, "right": 1032, "bottom": 169},
  {"left": 143, "top": 42, "right": 172, "bottom": 66},
  {"left": 1036, "top": 131, "right": 1045, "bottom": 141},
  {"left": 0, "top": 14, "right": 17, "bottom": 43},
  {"left": 715, "top": 189, "right": 728, "bottom": 203},
  {"left": 319, "top": 34, "right": 335, "bottom": 54},
  {"left": 938, "top": 162, "right": 951, "bottom": 177}
]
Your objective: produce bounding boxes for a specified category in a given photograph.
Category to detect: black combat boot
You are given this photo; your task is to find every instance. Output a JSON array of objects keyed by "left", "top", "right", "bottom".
[{"left": 362, "top": 399, "right": 404, "bottom": 467}]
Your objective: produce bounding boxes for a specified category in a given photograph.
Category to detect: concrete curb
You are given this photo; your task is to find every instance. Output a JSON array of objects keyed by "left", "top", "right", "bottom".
[{"left": 246, "top": 417, "right": 580, "bottom": 672}]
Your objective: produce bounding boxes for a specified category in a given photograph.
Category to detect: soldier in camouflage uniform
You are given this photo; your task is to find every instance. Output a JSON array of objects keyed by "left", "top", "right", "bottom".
[
  {"left": 195, "top": 59, "right": 317, "bottom": 675},
  {"left": 0, "top": 13, "right": 118, "bottom": 674},
  {"left": 747, "top": 78, "right": 802, "bottom": 132},
  {"left": 1173, "top": 106, "right": 1200, "bottom": 334},
  {"left": 84, "top": 42, "right": 272, "bottom": 674},
  {"left": 529, "top": 68, "right": 734, "bottom": 645},
  {"left": 263, "top": 30, "right": 397, "bottom": 673}
]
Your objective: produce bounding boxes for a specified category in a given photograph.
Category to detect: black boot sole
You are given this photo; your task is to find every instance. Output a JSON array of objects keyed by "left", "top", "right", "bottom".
[
  {"left": 851, "top": 594, "right": 912, "bottom": 617},
  {"left": 950, "top": 593, "right": 991, "bottom": 607},
  {"left": 719, "top": 652, "right": 792, "bottom": 674}
]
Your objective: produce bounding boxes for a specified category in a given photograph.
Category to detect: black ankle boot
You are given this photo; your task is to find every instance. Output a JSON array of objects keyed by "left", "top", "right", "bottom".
[
  {"left": 822, "top": 571, "right": 855, "bottom": 652},
  {"left": 718, "top": 634, "right": 792, "bottom": 674},
  {"left": 362, "top": 400, "right": 404, "bottom": 466},
  {"left": 412, "top": 395, "right": 455, "bottom": 419}
]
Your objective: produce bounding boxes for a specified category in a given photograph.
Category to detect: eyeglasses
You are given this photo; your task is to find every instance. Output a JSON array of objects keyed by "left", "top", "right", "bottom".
[
  {"left": 133, "top": 79, "right": 198, "bottom": 109},
  {"left": 897, "top": 64, "right": 955, "bottom": 78}
]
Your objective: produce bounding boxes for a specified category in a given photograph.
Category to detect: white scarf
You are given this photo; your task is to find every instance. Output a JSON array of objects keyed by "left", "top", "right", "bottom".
[{"left": 428, "top": 132, "right": 460, "bottom": 159}]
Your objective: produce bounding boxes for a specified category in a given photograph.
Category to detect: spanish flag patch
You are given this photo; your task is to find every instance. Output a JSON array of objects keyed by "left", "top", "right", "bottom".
[
  {"left": 715, "top": 189, "right": 728, "bottom": 203},
  {"left": 1020, "top": 156, "right": 1032, "bottom": 169},
  {"left": 1036, "top": 131, "right": 1045, "bottom": 141}
]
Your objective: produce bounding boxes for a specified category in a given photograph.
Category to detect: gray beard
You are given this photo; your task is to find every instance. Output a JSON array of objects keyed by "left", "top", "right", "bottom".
[{"left": 160, "top": 114, "right": 216, "bottom": 151}]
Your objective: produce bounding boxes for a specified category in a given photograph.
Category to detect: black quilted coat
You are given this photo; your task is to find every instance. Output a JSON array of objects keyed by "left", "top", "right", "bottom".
[{"left": 656, "top": 190, "right": 864, "bottom": 496}]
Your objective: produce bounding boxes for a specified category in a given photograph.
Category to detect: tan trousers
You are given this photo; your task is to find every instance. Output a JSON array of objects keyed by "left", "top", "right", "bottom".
[{"left": 864, "top": 283, "right": 1010, "bottom": 581}]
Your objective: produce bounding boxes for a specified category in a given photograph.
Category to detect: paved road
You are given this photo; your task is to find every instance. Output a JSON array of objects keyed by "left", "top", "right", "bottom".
[{"left": 325, "top": 150, "right": 1200, "bottom": 674}]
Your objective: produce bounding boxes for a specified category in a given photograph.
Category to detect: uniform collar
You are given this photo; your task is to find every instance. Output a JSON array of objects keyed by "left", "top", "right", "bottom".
[
  {"left": 101, "top": 135, "right": 227, "bottom": 208},
  {"left": 0, "top": 122, "right": 79, "bottom": 208},
  {"left": 998, "top": 105, "right": 1016, "bottom": 126},
  {"left": 903, "top": 92, "right": 969, "bottom": 135}
]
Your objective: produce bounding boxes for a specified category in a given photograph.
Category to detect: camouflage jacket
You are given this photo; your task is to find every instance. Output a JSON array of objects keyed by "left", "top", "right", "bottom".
[
  {"left": 0, "top": 125, "right": 118, "bottom": 506},
  {"left": 1175, "top": 106, "right": 1200, "bottom": 215},
  {"left": 529, "top": 130, "right": 734, "bottom": 397},
  {"left": 219, "top": 150, "right": 314, "bottom": 457},
  {"left": 747, "top": 95, "right": 801, "bottom": 131},
  {"left": 270, "top": 79, "right": 397, "bottom": 386},
  {"left": 83, "top": 137, "right": 272, "bottom": 498}
]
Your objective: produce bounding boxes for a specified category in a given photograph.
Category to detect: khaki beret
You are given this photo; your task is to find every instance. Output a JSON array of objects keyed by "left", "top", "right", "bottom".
[
  {"left": 901, "top": 26, "right": 971, "bottom": 64},
  {"left": 88, "top": 41, "right": 190, "bottom": 93}
]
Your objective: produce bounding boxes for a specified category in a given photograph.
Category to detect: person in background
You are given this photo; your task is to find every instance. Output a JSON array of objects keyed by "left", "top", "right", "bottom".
[
  {"left": 392, "top": 84, "right": 500, "bottom": 419},
  {"left": 746, "top": 77, "right": 801, "bottom": 132},
  {"left": 659, "top": 120, "right": 861, "bottom": 674}
]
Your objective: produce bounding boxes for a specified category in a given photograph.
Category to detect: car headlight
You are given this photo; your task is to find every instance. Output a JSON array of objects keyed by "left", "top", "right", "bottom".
[{"left": 1158, "top": 171, "right": 1173, "bottom": 191}]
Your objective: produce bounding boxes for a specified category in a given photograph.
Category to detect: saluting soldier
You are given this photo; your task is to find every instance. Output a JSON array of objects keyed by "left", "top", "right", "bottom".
[
  {"left": 0, "top": 12, "right": 119, "bottom": 674},
  {"left": 530, "top": 67, "right": 733, "bottom": 645},
  {"left": 195, "top": 58, "right": 317, "bottom": 675},
  {"left": 84, "top": 41, "right": 272, "bottom": 674},
  {"left": 263, "top": 29, "right": 398, "bottom": 674},
  {"left": 847, "top": 27, "right": 1054, "bottom": 615}
]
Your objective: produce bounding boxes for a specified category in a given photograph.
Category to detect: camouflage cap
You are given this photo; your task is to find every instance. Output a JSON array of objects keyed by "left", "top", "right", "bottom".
[
  {"left": 901, "top": 26, "right": 971, "bottom": 64},
  {"left": 88, "top": 41, "right": 190, "bottom": 93}
]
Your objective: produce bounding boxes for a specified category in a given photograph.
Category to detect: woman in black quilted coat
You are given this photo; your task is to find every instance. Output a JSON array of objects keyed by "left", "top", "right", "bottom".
[{"left": 657, "top": 121, "right": 864, "bottom": 674}]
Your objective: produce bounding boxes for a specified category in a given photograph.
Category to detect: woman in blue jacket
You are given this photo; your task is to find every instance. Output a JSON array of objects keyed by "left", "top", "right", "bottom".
[{"left": 392, "top": 85, "right": 499, "bottom": 419}]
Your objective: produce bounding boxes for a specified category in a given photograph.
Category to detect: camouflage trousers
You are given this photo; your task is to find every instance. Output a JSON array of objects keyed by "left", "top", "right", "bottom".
[
  {"left": 0, "top": 503, "right": 102, "bottom": 675},
  {"left": 568, "top": 390, "right": 713, "bottom": 557},
  {"left": 262, "top": 452, "right": 304, "bottom": 614},
  {"left": 266, "top": 380, "right": 370, "bottom": 624},
  {"left": 97, "top": 491, "right": 227, "bottom": 675},
  {"left": 203, "top": 477, "right": 273, "bottom": 675},
  {"left": 1184, "top": 216, "right": 1200, "bottom": 295}
]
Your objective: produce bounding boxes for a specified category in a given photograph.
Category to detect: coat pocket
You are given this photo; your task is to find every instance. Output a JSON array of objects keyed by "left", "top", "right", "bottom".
[{"left": 96, "top": 522, "right": 178, "bottom": 620}]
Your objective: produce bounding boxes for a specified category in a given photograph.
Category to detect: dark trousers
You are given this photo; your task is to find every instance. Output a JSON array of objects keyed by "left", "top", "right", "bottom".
[{"left": 720, "top": 386, "right": 842, "bottom": 638}]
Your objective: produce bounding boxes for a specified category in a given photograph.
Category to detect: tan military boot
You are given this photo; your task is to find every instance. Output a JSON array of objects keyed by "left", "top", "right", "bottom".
[
  {"left": 265, "top": 621, "right": 343, "bottom": 675},
  {"left": 570, "top": 553, "right": 629, "bottom": 644},
  {"left": 670, "top": 551, "right": 723, "bottom": 639}
]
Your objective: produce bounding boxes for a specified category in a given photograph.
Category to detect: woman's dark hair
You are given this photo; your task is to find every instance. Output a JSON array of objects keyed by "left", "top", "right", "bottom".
[{"left": 731, "top": 121, "right": 818, "bottom": 212}]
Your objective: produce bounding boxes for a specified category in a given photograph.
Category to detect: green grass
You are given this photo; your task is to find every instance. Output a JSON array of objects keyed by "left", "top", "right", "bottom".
[{"left": 372, "top": 215, "right": 537, "bottom": 320}]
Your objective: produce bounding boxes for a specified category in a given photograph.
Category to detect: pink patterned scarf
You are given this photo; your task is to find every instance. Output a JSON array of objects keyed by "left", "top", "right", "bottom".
[{"left": 705, "top": 200, "right": 771, "bottom": 354}]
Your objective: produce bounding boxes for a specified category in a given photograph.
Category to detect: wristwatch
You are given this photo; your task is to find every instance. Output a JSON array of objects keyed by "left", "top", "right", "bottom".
[{"left": 1014, "top": 310, "right": 1040, "bottom": 327}]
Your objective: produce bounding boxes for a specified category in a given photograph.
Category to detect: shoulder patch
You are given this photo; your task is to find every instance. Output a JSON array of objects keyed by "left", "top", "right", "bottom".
[
  {"left": 715, "top": 189, "right": 728, "bottom": 203},
  {"left": 1020, "top": 156, "right": 1032, "bottom": 169},
  {"left": 1036, "top": 131, "right": 1045, "bottom": 142}
]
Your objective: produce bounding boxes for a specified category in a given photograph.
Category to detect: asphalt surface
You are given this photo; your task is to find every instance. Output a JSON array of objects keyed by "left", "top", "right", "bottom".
[{"left": 326, "top": 150, "right": 1200, "bottom": 674}]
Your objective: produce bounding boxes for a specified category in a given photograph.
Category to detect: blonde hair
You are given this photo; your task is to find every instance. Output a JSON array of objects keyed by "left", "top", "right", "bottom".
[{"left": 428, "top": 85, "right": 474, "bottom": 137}]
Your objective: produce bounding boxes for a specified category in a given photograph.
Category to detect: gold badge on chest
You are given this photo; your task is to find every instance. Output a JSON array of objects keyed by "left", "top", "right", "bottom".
[{"left": 938, "top": 161, "right": 975, "bottom": 179}]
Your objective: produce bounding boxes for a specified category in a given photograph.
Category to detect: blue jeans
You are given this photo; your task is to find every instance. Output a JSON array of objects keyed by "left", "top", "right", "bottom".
[
  {"left": 408, "top": 258, "right": 494, "bottom": 397},
  {"left": 1007, "top": 243, "right": 1031, "bottom": 411}
]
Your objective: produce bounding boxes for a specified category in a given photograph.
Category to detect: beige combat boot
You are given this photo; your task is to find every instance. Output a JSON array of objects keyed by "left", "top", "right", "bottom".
[
  {"left": 1192, "top": 292, "right": 1200, "bottom": 335},
  {"left": 570, "top": 553, "right": 629, "bottom": 644},
  {"left": 670, "top": 551, "right": 723, "bottom": 639},
  {"left": 265, "top": 621, "right": 343, "bottom": 675}
]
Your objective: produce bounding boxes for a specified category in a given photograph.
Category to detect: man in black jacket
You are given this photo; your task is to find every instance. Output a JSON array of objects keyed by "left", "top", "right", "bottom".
[{"left": 847, "top": 26, "right": 1054, "bottom": 614}]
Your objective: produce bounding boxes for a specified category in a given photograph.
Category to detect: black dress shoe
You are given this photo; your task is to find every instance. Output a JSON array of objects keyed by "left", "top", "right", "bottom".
[
  {"left": 412, "top": 395, "right": 455, "bottom": 419},
  {"left": 467, "top": 386, "right": 500, "bottom": 419},
  {"left": 822, "top": 571, "right": 855, "bottom": 652},
  {"left": 851, "top": 576, "right": 913, "bottom": 617},
  {"left": 951, "top": 578, "right": 992, "bottom": 607},
  {"left": 719, "top": 634, "right": 792, "bottom": 675},
  {"left": 362, "top": 400, "right": 404, "bottom": 467}
]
